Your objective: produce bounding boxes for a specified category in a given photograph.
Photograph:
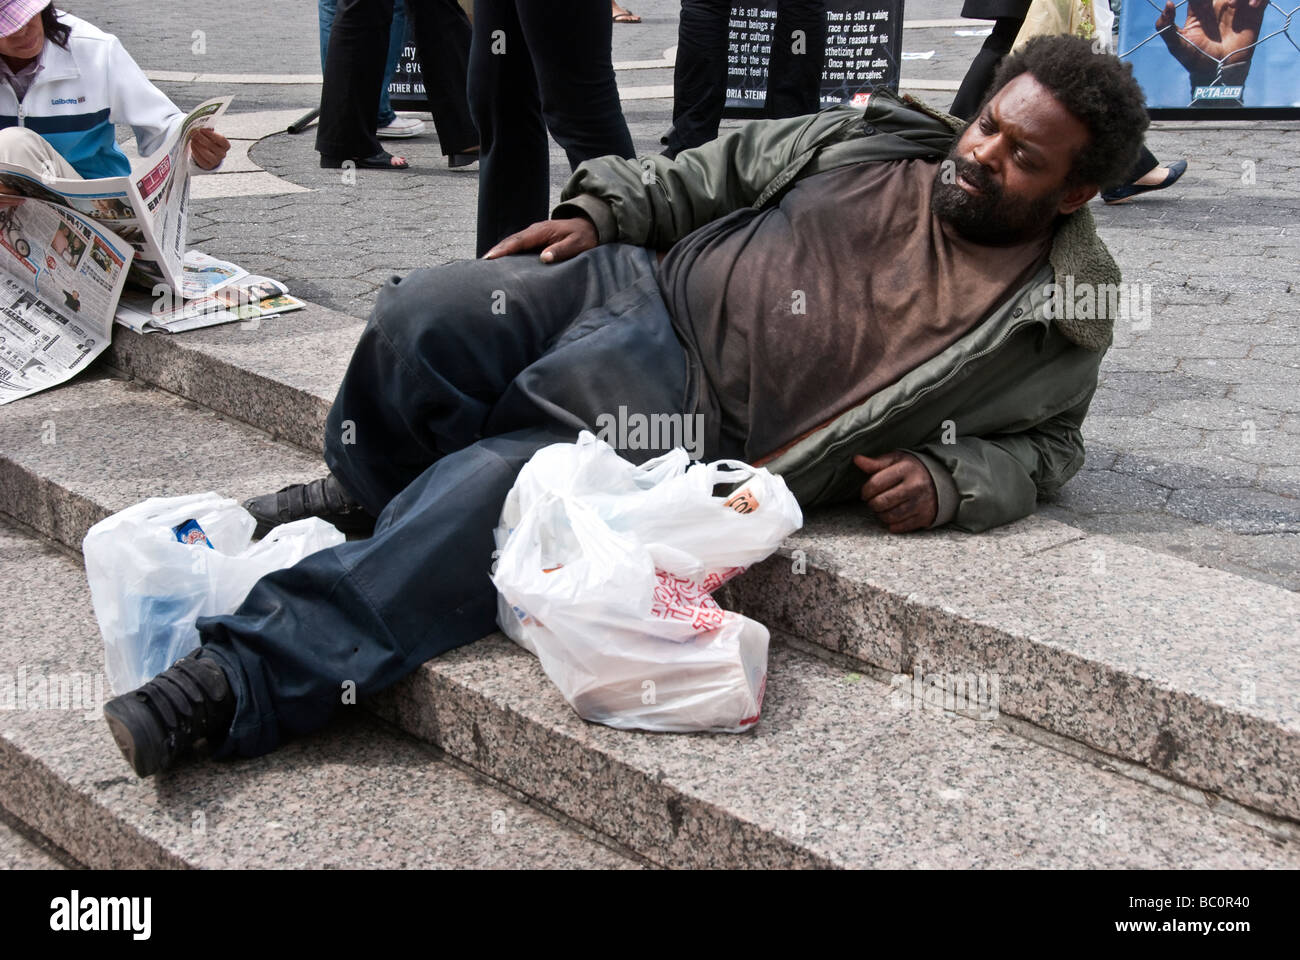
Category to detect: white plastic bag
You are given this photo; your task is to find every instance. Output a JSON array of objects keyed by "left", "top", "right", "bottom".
[
  {"left": 83, "top": 492, "right": 345, "bottom": 694},
  {"left": 492, "top": 432, "right": 802, "bottom": 733}
]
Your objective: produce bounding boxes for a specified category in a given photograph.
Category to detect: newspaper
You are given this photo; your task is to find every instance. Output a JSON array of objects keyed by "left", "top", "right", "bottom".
[
  {"left": 0, "top": 96, "right": 233, "bottom": 404},
  {"left": 0, "top": 96, "right": 231, "bottom": 294},
  {"left": 179, "top": 250, "right": 248, "bottom": 299},
  {"left": 114, "top": 258, "right": 305, "bottom": 334},
  {"left": 0, "top": 200, "right": 133, "bottom": 405}
]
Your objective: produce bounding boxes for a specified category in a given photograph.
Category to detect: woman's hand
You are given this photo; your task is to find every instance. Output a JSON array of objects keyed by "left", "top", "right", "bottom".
[{"left": 189, "top": 127, "right": 231, "bottom": 170}]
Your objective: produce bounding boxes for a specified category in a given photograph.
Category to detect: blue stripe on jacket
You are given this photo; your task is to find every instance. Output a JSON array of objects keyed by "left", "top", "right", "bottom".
[{"left": 0, "top": 108, "right": 132, "bottom": 179}]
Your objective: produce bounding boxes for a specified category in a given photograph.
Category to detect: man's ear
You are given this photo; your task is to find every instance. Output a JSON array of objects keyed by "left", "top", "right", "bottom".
[{"left": 1058, "top": 182, "right": 1098, "bottom": 215}]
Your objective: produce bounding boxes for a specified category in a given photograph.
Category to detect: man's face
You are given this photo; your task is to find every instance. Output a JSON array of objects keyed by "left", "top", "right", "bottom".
[{"left": 931, "top": 73, "right": 1096, "bottom": 245}]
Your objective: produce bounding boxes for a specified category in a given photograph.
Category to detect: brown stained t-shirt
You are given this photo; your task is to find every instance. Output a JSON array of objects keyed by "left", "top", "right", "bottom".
[{"left": 657, "top": 158, "right": 1052, "bottom": 462}]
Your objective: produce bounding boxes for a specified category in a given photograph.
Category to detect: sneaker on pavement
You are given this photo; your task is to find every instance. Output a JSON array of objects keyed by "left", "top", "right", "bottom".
[
  {"left": 376, "top": 116, "right": 425, "bottom": 139},
  {"left": 243, "top": 473, "right": 375, "bottom": 539},
  {"left": 102, "top": 650, "right": 235, "bottom": 777}
]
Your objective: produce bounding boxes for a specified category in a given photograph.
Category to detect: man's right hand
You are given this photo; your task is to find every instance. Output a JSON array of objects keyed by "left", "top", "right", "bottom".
[
  {"left": 482, "top": 217, "right": 598, "bottom": 263},
  {"left": 0, "top": 185, "right": 24, "bottom": 209}
]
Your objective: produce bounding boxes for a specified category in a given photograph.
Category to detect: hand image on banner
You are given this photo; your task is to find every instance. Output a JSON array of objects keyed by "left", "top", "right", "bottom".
[{"left": 1119, "top": 0, "right": 1300, "bottom": 112}]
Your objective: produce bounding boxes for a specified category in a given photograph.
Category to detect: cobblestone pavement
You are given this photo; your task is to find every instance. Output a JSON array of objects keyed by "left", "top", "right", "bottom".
[{"left": 78, "top": 0, "right": 1300, "bottom": 590}]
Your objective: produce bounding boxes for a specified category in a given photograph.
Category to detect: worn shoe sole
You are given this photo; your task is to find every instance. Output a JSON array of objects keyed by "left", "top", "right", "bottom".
[
  {"left": 377, "top": 124, "right": 425, "bottom": 139},
  {"left": 103, "top": 695, "right": 168, "bottom": 778}
]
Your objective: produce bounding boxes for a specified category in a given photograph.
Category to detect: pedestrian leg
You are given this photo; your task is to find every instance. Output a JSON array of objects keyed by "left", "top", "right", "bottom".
[
  {"left": 516, "top": 0, "right": 635, "bottom": 170},
  {"left": 469, "top": 0, "right": 549, "bottom": 255},
  {"left": 316, "top": 0, "right": 396, "bottom": 161},
  {"left": 664, "top": 0, "right": 730, "bottom": 157},
  {"left": 766, "top": 0, "right": 826, "bottom": 119},
  {"left": 403, "top": 0, "right": 478, "bottom": 155}
]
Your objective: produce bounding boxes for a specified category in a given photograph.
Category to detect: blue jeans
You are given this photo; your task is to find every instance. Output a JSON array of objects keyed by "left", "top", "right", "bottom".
[
  {"left": 197, "top": 246, "right": 727, "bottom": 758},
  {"left": 319, "top": 0, "right": 407, "bottom": 127}
]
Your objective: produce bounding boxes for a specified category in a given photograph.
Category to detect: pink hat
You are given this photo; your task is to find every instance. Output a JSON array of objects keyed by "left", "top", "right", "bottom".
[{"left": 0, "top": 0, "right": 49, "bottom": 39}]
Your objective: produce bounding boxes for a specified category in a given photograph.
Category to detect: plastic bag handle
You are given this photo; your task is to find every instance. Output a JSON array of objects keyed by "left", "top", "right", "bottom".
[{"left": 707, "top": 461, "right": 758, "bottom": 486}]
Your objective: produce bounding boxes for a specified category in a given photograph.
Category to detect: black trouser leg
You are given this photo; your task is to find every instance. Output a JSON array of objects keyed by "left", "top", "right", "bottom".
[
  {"left": 949, "top": 15, "right": 1022, "bottom": 121},
  {"left": 469, "top": 0, "right": 634, "bottom": 256},
  {"left": 469, "top": 0, "right": 547, "bottom": 256},
  {"left": 766, "top": 0, "right": 826, "bottom": 118},
  {"left": 517, "top": 0, "right": 633, "bottom": 170},
  {"left": 403, "top": 0, "right": 477, "bottom": 155},
  {"left": 1124, "top": 145, "right": 1160, "bottom": 184},
  {"left": 665, "top": 0, "right": 730, "bottom": 157},
  {"left": 316, "top": 0, "right": 394, "bottom": 161}
]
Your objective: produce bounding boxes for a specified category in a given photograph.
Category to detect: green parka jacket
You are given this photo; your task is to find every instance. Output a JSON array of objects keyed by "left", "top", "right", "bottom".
[{"left": 551, "top": 89, "right": 1121, "bottom": 533}]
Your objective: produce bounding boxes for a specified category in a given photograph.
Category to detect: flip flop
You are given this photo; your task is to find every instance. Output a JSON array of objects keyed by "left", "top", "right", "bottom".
[
  {"left": 612, "top": 9, "right": 641, "bottom": 22},
  {"left": 319, "top": 150, "right": 410, "bottom": 170}
]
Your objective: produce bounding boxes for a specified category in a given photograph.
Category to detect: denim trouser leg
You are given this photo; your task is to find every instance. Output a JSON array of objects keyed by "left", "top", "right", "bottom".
[
  {"left": 197, "top": 245, "right": 701, "bottom": 758},
  {"left": 377, "top": 0, "right": 407, "bottom": 127},
  {"left": 317, "top": 0, "right": 336, "bottom": 72}
]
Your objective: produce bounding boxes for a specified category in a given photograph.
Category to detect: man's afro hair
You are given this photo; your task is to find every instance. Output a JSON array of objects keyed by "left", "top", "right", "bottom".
[{"left": 984, "top": 34, "right": 1149, "bottom": 191}]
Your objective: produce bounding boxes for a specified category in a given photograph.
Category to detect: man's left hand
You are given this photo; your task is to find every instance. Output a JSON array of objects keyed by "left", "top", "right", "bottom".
[
  {"left": 853, "top": 451, "right": 938, "bottom": 533},
  {"left": 189, "top": 127, "right": 230, "bottom": 170}
]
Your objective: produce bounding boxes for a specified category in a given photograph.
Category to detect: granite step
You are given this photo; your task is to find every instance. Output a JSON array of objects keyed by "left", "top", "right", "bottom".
[
  {"left": 0, "top": 808, "right": 76, "bottom": 869},
  {"left": 0, "top": 374, "right": 1296, "bottom": 867},
  {"left": 720, "top": 510, "right": 1300, "bottom": 822},
  {"left": 0, "top": 516, "right": 638, "bottom": 869},
  {"left": 372, "top": 630, "right": 1298, "bottom": 868},
  {"left": 104, "top": 301, "right": 359, "bottom": 452},
  {"left": 10, "top": 347, "right": 1300, "bottom": 824}
]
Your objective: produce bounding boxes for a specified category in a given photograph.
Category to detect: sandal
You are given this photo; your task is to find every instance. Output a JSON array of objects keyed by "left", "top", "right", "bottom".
[
  {"left": 319, "top": 150, "right": 410, "bottom": 170},
  {"left": 612, "top": 2, "right": 640, "bottom": 22}
]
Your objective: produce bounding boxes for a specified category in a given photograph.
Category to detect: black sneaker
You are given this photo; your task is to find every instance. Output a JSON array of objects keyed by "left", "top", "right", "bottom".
[
  {"left": 102, "top": 650, "right": 235, "bottom": 777},
  {"left": 243, "top": 473, "right": 375, "bottom": 539}
]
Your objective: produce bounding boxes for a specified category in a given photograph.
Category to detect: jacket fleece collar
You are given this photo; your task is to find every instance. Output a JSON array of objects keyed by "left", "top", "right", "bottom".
[{"left": 901, "top": 94, "right": 1121, "bottom": 352}]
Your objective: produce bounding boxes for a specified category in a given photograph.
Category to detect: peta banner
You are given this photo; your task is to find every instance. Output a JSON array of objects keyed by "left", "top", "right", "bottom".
[{"left": 1118, "top": 0, "right": 1300, "bottom": 118}]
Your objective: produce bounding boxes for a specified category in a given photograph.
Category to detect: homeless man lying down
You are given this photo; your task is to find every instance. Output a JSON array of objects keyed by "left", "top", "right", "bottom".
[{"left": 103, "top": 36, "right": 1148, "bottom": 776}]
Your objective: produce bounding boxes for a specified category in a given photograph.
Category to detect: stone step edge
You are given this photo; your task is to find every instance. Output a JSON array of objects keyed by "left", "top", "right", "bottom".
[
  {"left": 0, "top": 517, "right": 648, "bottom": 871},
  {"left": 0, "top": 701, "right": 651, "bottom": 871},
  {"left": 372, "top": 631, "right": 1299, "bottom": 868},
  {"left": 0, "top": 791, "right": 88, "bottom": 869},
  {"left": 379, "top": 717, "right": 659, "bottom": 869},
  {"left": 5, "top": 512, "right": 1293, "bottom": 870},
  {"left": 2, "top": 374, "right": 1295, "bottom": 823},
  {"left": 0, "top": 735, "right": 190, "bottom": 869},
  {"left": 102, "top": 302, "right": 352, "bottom": 454},
  {"left": 1, "top": 501, "right": 1293, "bottom": 868},
  {"left": 776, "top": 630, "right": 1300, "bottom": 847},
  {"left": 721, "top": 539, "right": 1300, "bottom": 824}
]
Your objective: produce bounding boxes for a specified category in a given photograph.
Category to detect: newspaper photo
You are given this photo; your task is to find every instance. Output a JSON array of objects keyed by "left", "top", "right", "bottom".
[
  {"left": 0, "top": 96, "right": 231, "bottom": 294},
  {"left": 114, "top": 258, "right": 305, "bottom": 335},
  {"left": 0, "top": 200, "right": 133, "bottom": 405}
]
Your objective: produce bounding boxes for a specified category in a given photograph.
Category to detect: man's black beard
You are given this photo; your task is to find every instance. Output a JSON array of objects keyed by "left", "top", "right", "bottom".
[{"left": 930, "top": 154, "right": 1062, "bottom": 245}]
